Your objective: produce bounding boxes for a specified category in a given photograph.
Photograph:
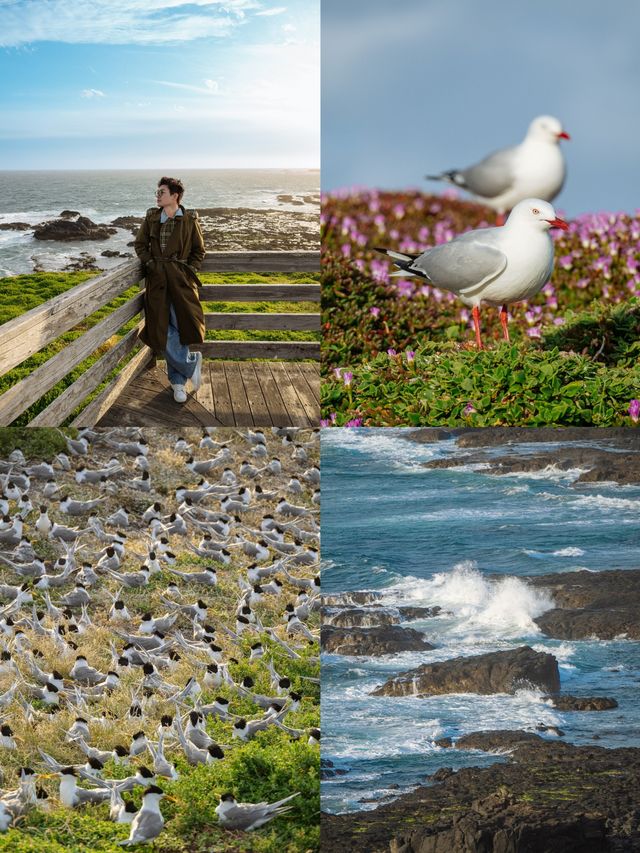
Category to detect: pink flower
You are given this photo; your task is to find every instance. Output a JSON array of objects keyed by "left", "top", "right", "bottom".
[
  {"left": 370, "top": 306, "right": 380, "bottom": 317},
  {"left": 527, "top": 327, "right": 541, "bottom": 338},
  {"left": 629, "top": 399, "right": 640, "bottom": 423},
  {"left": 405, "top": 350, "right": 415, "bottom": 362},
  {"left": 387, "top": 348, "right": 397, "bottom": 356},
  {"left": 333, "top": 367, "right": 342, "bottom": 379},
  {"left": 342, "top": 371, "right": 353, "bottom": 386},
  {"left": 463, "top": 403, "right": 476, "bottom": 416},
  {"left": 345, "top": 418, "right": 363, "bottom": 427}
]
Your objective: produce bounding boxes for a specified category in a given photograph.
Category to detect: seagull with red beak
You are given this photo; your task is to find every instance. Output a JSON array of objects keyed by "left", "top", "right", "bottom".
[
  {"left": 427, "top": 115, "right": 570, "bottom": 224},
  {"left": 376, "top": 198, "right": 569, "bottom": 348}
]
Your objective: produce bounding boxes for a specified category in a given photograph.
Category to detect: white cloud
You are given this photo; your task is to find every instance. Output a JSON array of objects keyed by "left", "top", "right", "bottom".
[
  {"left": 255, "top": 6, "right": 287, "bottom": 16},
  {"left": 0, "top": 0, "right": 261, "bottom": 46},
  {"left": 282, "top": 23, "right": 296, "bottom": 32},
  {"left": 81, "top": 88, "right": 105, "bottom": 98},
  {"left": 152, "top": 79, "right": 221, "bottom": 95}
]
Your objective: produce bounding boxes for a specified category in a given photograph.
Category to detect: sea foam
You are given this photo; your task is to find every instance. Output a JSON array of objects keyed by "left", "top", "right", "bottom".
[{"left": 384, "top": 562, "right": 554, "bottom": 638}]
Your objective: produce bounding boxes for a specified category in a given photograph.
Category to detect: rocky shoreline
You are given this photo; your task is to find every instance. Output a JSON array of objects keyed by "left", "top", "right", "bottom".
[
  {"left": 4, "top": 206, "right": 319, "bottom": 273},
  {"left": 403, "top": 427, "right": 640, "bottom": 485},
  {"left": 322, "top": 563, "right": 639, "bottom": 850},
  {"left": 322, "top": 732, "right": 640, "bottom": 852}
]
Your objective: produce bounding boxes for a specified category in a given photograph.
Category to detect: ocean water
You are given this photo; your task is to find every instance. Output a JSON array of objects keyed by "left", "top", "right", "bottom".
[
  {"left": 321, "top": 429, "right": 640, "bottom": 814},
  {"left": 0, "top": 169, "right": 319, "bottom": 276}
]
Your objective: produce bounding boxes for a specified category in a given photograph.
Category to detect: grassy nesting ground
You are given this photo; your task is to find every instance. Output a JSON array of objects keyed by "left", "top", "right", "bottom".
[
  {"left": 321, "top": 190, "right": 640, "bottom": 426},
  {"left": 0, "top": 270, "right": 320, "bottom": 426},
  {"left": 0, "top": 428, "right": 320, "bottom": 852}
]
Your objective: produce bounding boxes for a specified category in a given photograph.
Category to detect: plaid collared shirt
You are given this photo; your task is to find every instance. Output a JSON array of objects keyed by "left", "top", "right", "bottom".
[{"left": 159, "top": 208, "right": 183, "bottom": 254}]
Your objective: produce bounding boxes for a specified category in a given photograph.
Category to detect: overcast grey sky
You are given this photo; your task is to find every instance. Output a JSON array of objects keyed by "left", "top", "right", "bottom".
[{"left": 322, "top": 0, "right": 640, "bottom": 216}]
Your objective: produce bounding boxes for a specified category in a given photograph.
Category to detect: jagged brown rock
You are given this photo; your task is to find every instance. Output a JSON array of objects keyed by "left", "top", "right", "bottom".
[
  {"left": 322, "top": 625, "right": 434, "bottom": 656},
  {"left": 372, "top": 646, "right": 560, "bottom": 697}
]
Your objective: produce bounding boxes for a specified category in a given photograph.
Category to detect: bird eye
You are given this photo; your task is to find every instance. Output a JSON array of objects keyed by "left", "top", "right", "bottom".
[{"left": 532, "top": 208, "right": 540, "bottom": 215}]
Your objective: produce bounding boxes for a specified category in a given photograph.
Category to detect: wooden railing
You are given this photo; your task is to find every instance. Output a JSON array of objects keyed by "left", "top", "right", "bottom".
[{"left": 0, "top": 250, "right": 319, "bottom": 427}]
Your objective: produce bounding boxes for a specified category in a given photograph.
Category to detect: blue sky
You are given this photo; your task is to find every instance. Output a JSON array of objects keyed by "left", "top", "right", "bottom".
[
  {"left": 0, "top": 0, "right": 319, "bottom": 169},
  {"left": 322, "top": 0, "right": 640, "bottom": 216}
]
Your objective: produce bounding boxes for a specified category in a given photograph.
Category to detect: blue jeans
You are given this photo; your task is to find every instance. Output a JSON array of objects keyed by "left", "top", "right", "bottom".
[{"left": 165, "top": 304, "right": 198, "bottom": 386}]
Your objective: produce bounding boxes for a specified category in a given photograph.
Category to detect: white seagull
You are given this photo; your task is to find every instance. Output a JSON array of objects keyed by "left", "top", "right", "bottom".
[
  {"left": 427, "top": 115, "right": 570, "bottom": 223},
  {"left": 376, "top": 198, "right": 568, "bottom": 347}
]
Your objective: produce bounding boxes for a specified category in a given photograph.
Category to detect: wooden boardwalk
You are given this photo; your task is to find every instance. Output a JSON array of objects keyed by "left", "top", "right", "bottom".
[{"left": 96, "top": 361, "right": 319, "bottom": 427}]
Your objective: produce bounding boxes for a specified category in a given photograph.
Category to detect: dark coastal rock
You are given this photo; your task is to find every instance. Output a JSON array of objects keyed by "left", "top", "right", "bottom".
[
  {"left": 322, "top": 625, "right": 434, "bottom": 656},
  {"left": 372, "top": 646, "right": 560, "bottom": 697},
  {"left": 321, "top": 758, "right": 348, "bottom": 779},
  {"left": 34, "top": 216, "right": 117, "bottom": 242},
  {"left": 526, "top": 569, "right": 640, "bottom": 640},
  {"left": 59, "top": 209, "right": 81, "bottom": 218},
  {"left": 390, "top": 808, "right": 608, "bottom": 853},
  {"left": 397, "top": 606, "right": 442, "bottom": 620},
  {"left": 423, "top": 444, "right": 640, "bottom": 485},
  {"left": 323, "top": 607, "right": 400, "bottom": 628},
  {"left": 536, "top": 607, "right": 640, "bottom": 640},
  {"left": 405, "top": 428, "right": 454, "bottom": 443},
  {"left": 454, "top": 730, "right": 544, "bottom": 752},
  {"left": 454, "top": 427, "right": 640, "bottom": 448},
  {"left": 323, "top": 605, "right": 442, "bottom": 628},
  {"left": 548, "top": 695, "right": 618, "bottom": 712},
  {"left": 101, "top": 249, "right": 132, "bottom": 258},
  {"left": 0, "top": 222, "right": 31, "bottom": 231},
  {"left": 536, "top": 723, "right": 565, "bottom": 736},
  {"left": 110, "top": 215, "right": 144, "bottom": 233},
  {"left": 434, "top": 737, "right": 452, "bottom": 749},
  {"left": 416, "top": 428, "right": 640, "bottom": 485},
  {"left": 322, "top": 733, "right": 640, "bottom": 853},
  {"left": 323, "top": 591, "right": 384, "bottom": 607}
]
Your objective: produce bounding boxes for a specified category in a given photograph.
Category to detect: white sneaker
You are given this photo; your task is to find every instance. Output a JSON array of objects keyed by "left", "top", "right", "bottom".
[
  {"left": 172, "top": 384, "right": 187, "bottom": 403},
  {"left": 190, "top": 351, "right": 203, "bottom": 392}
]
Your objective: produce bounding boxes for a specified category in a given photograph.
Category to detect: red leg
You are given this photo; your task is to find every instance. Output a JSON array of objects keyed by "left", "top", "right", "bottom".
[
  {"left": 500, "top": 304, "right": 510, "bottom": 342},
  {"left": 496, "top": 212, "right": 506, "bottom": 226},
  {"left": 472, "top": 305, "right": 483, "bottom": 349}
]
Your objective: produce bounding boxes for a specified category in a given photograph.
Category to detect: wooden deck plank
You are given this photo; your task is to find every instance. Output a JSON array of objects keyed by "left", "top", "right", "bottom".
[
  {"left": 195, "top": 341, "right": 320, "bottom": 360},
  {"left": 95, "top": 359, "right": 319, "bottom": 428},
  {"left": 251, "top": 364, "right": 292, "bottom": 427},
  {"left": 267, "top": 363, "right": 313, "bottom": 428},
  {"left": 223, "top": 362, "right": 254, "bottom": 427},
  {"left": 297, "top": 362, "right": 321, "bottom": 406},
  {"left": 285, "top": 362, "right": 320, "bottom": 420},
  {"left": 97, "top": 366, "right": 215, "bottom": 427},
  {"left": 204, "top": 313, "right": 319, "bottom": 331},
  {"left": 207, "top": 363, "right": 235, "bottom": 426},
  {"left": 194, "top": 361, "right": 215, "bottom": 415},
  {"left": 199, "top": 284, "right": 319, "bottom": 302},
  {"left": 238, "top": 363, "right": 272, "bottom": 426},
  {"left": 200, "top": 251, "right": 319, "bottom": 273},
  {"left": 279, "top": 362, "right": 319, "bottom": 425}
]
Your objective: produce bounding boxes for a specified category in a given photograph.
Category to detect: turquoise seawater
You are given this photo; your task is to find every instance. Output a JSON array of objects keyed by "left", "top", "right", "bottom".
[{"left": 321, "top": 429, "right": 640, "bottom": 813}]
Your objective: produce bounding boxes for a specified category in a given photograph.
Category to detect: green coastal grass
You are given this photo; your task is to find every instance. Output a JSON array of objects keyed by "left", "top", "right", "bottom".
[{"left": 0, "top": 270, "right": 320, "bottom": 426}]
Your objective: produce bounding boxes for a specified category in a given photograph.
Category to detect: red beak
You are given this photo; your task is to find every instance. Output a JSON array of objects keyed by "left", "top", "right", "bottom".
[
  {"left": 557, "top": 131, "right": 570, "bottom": 140},
  {"left": 545, "top": 217, "right": 569, "bottom": 231}
]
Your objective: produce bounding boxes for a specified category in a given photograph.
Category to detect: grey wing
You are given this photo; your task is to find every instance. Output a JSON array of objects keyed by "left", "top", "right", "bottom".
[
  {"left": 411, "top": 238, "right": 507, "bottom": 296},
  {"left": 229, "top": 803, "right": 268, "bottom": 825},
  {"left": 130, "top": 810, "right": 163, "bottom": 842},
  {"left": 460, "top": 145, "right": 517, "bottom": 198}
]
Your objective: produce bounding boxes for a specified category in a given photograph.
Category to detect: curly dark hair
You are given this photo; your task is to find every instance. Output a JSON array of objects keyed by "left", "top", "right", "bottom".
[{"left": 158, "top": 176, "right": 184, "bottom": 203}]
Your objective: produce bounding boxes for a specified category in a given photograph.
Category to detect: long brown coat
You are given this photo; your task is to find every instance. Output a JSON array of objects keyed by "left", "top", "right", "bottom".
[{"left": 134, "top": 206, "right": 206, "bottom": 353}]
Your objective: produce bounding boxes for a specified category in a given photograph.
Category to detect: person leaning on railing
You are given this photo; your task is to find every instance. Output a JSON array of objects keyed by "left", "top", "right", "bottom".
[{"left": 134, "top": 176, "right": 206, "bottom": 403}]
